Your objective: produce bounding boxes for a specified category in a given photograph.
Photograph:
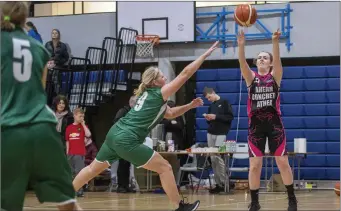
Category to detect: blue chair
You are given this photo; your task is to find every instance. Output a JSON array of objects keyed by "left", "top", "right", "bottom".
[
  {"left": 327, "top": 78, "right": 340, "bottom": 90},
  {"left": 327, "top": 116, "right": 340, "bottom": 128},
  {"left": 281, "top": 79, "right": 304, "bottom": 91},
  {"left": 282, "top": 117, "right": 304, "bottom": 129},
  {"left": 304, "top": 129, "right": 326, "bottom": 142},
  {"left": 303, "top": 117, "right": 327, "bottom": 129},
  {"left": 304, "top": 79, "right": 327, "bottom": 91},
  {"left": 196, "top": 69, "right": 218, "bottom": 81},
  {"left": 326, "top": 143, "right": 340, "bottom": 154},
  {"left": 281, "top": 105, "right": 304, "bottom": 116},
  {"left": 327, "top": 91, "right": 340, "bottom": 103},
  {"left": 304, "top": 92, "right": 327, "bottom": 103},
  {"left": 217, "top": 68, "right": 241, "bottom": 80},
  {"left": 326, "top": 155, "right": 340, "bottom": 167},
  {"left": 325, "top": 168, "right": 340, "bottom": 180},
  {"left": 327, "top": 104, "right": 340, "bottom": 115},
  {"left": 196, "top": 82, "right": 217, "bottom": 93},
  {"left": 304, "top": 66, "right": 327, "bottom": 78},
  {"left": 326, "top": 129, "right": 340, "bottom": 141},
  {"left": 282, "top": 66, "right": 304, "bottom": 79},
  {"left": 304, "top": 104, "right": 327, "bottom": 116},
  {"left": 280, "top": 92, "right": 304, "bottom": 104},
  {"left": 326, "top": 65, "right": 340, "bottom": 78}
]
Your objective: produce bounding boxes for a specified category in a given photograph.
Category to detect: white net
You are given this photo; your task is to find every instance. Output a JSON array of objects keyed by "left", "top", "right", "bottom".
[{"left": 135, "top": 36, "right": 158, "bottom": 57}]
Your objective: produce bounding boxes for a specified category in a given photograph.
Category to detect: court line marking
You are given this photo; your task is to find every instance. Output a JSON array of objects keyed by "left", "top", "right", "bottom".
[
  {"left": 24, "top": 192, "right": 339, "bottom": 210},
  {"left": 199, "top": 193, "right": 313, "bottom": 209},
  {"left": 24, "top": 195, "right": 165, "bottom": 208}
]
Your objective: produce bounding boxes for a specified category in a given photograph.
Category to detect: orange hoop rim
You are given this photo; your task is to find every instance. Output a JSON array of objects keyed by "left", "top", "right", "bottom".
[{"left": 136, "top": 34, "right": 160, "bottom": 43}]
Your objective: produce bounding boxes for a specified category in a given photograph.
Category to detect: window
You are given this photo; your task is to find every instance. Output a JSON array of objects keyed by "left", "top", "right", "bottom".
[
  {"left": 83, "top": 2, "right": 116, "bottom": 13},
  {"left": 34, "top": 3, "right": 53, "bottom": 17},
  {"left": 31, "top": 1, "right": 283, "bottom": 17},
  {"left": 52, "top": 2, "right": 74, "bottom": 16},
  {"left": 74, "top": 2, "right": 83, "bottom": 14},
  {"left": 196, "top": 1, "right": 257, "bottom": 7}
]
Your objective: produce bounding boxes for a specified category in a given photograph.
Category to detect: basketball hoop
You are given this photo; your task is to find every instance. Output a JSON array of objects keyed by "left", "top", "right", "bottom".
[{"left": 135, "top": 35, "right": 160, "bottom": 58}]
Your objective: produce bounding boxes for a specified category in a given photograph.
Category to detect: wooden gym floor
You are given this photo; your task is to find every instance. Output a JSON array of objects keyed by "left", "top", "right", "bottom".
[{"left": 24, "top": 190, "right": 340, "bottom": 210}]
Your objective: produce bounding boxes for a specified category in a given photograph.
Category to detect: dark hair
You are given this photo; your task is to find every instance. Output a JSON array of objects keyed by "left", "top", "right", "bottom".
[
  {"left": 203, "top": 87, "right": 215, "bottom": 97},
  {"left": 52, "top": 95, "right": 70, "bottom": 112},
  {"left": 1, "top": 2, "right": 29, "bottom": 32},
  {"left": 26, "top": 21, "right": 40, "bottom": 35},
  {"left": 253, "top": 51, "right": 274, "bottom": 73}
]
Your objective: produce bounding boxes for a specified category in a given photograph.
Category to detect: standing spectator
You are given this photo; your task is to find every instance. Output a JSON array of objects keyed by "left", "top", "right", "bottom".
[
  {"left": 161, "top": 101, "right": 187, "bottom": 188},
  {"left": 45, "top": 29, "right": 69, "bottom": 96},
  {"left": 52, "top": 95, "right": 73, "bottom": 151},
  {"left": 203, "top": 87, "right": 234, "bottom": 194},
  {"left": 45, "top": 29, "right": 69, "bottom": 68},
  {"left": 65, "top": 108, "right": 91, "bottom": 197},
  {"left": 161, "top": 100, "right": 185, "bottom": 150},
  {"left": 25, "top": 21, "right": 42, "bottom": 43},
  {"left": 112, "top": 95, "right": 138, "bottom": 193}
]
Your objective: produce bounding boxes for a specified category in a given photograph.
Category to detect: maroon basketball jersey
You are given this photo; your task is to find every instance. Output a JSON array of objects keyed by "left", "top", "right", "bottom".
[{"left": 247, "top": 72, "right": 281, "bottom": 117}]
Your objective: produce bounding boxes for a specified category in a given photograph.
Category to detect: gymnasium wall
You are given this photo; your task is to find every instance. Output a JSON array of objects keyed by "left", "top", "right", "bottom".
[
  {"left": 195, "top": 66, "right": 340, "bottom": 180},
  {"left": 140, "top": 1, "right": 339, "bottom": 63},
  {"left": 27, "top": 13, "right": 116, "bottom": 58},
  {"left": 27, "top": 2, "right": 339, "bottom": 62}
]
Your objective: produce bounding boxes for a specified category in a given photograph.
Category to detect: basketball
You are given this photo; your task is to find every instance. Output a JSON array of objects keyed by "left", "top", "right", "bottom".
[
  {"left": 334, "top": 182, "right": 340, "bottom": 196},
  {"left": 234, "top": 4, "right": 257, "bottom": 27}
]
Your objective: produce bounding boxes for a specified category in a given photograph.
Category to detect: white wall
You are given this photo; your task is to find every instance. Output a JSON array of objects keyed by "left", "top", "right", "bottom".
[
  {"left": 117, "top": 2, "right": 195, "bottom": 43},
  {"left": 28, "top": 2, "right": 339, "bottom": 63},
  {"left": 28, "top": 13, "right": 116, "bottom": 58},
  {"left": 136, "top": 2, "right": 340, "bottom": 63}
]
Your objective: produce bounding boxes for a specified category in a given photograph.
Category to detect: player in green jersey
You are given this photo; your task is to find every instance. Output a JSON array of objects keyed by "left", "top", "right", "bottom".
[
  {"left": 72, "top": 41, "right": 219, "bottom": 211},
  {"left": 1, "top": 2, "right": 81, "bottom": 210}
]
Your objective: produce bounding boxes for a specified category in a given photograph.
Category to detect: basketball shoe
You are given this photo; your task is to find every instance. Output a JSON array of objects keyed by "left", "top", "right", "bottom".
[{"left": 175, "top": 199, "right": 200, "bottom": 211}]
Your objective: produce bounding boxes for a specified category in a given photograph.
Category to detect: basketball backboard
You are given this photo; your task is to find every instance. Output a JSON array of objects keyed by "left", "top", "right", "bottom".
[{"left": 116, "top": 2, "right": 195, "bottom": 43}]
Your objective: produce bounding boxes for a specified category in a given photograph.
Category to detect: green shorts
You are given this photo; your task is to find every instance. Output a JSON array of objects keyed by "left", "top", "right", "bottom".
[
  {"left": 96, "top": 128, "right": 155, "bottom": 168},
  {"left": 1, "top": 123, "right": 76, "bottom": 210}
]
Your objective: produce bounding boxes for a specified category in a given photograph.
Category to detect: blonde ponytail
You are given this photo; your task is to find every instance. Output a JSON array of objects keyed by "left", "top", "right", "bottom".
[
  {"left": 1, "top": 2, "right": 29, "bottom": 32},
  {"left": 134, "top": 83, "right": 146, "bottom": 96},
  {"left": 1, "top": 17, "right": 15, "bottom": 31},
  {"left": 134, "top": 66, "right": 160, "bottom": 96}
]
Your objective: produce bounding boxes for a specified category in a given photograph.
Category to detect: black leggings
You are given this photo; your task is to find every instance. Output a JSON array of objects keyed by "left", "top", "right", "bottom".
[{"left": 117, "top": 159, "right": 131, "bottom": 188}]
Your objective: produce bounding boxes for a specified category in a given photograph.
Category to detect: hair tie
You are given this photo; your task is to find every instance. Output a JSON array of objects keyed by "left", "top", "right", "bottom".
[{"left": 4, "top": 16, "right": 10, "bottom": 21}]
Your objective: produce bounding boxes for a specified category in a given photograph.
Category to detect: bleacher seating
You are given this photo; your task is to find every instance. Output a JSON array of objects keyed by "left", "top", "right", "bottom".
[
  {"left": 195, "top": 65, "right": 340, "bottom": 180},
  {"left": 59, "top": 70, "right": 142, "bottom": 111}
]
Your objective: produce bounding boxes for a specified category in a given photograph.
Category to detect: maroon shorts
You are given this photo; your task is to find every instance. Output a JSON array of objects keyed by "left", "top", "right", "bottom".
[{"left": 248, "top": 108, "right": 287, "bottom": 157}]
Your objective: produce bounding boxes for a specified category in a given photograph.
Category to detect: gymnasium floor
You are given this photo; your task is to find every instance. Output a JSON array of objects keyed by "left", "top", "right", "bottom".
[{"left": 24, "top": 190, "right": 340, "bottom": 210}]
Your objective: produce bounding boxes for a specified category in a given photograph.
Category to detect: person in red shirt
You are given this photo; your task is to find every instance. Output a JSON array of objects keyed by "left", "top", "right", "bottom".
[{"left": 65, "top": 108, "right": 91, "bottom": 197}]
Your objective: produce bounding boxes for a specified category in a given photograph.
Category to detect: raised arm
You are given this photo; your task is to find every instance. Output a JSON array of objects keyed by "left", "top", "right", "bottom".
[
  {"left": 164, "top": 98, "right": 203, "bottom": 119},
  {"left": 271, "top": 29, "right": 283, "bottom": 86},
  {"left": 161, "top": 41, "right": 219, "bottom": 101},
  {"left": 237, "top": 30, "right": 255, "bottom": 87},
  {"left": 81, "top": 122, "right": 91, "bottom": 138}
]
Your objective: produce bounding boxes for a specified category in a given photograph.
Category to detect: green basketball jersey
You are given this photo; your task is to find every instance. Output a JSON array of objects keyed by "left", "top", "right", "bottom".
[
  {"left": 115, "top": 87, "right": 167, "bottom": 141},
  {"left": 1, "top": 27, "right": 57, "bottom": 128}
]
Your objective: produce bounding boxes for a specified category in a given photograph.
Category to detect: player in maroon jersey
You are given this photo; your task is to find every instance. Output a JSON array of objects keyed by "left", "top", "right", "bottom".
[{"left": 237, "top": 29, "right": 297, "bottom": 211}]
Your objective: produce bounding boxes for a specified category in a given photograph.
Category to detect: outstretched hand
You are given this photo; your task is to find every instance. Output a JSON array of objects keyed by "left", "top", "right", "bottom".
[
  {"left": 190, "top": 97, "right": 204, "bottom": 109},
  {"left": 272, "top": 29, "right": 281, "bottom": 41},
  {"left": 237, "top": 30, "right": 245, "bottom": 46},
  {"left": 203, "top": 41, "right": 220, "bottom": 57}
]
